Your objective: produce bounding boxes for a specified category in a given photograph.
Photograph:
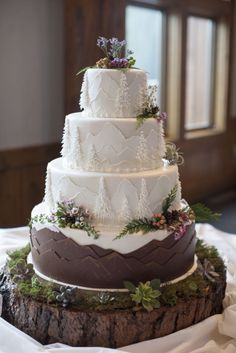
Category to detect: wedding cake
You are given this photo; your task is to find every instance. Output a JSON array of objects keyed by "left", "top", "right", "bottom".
[
  {"left": 1, "top": 38, "right": 225, "bottom": 349},
  {"left": 30, "top": 37, "right": 196, "bottom": 290}
]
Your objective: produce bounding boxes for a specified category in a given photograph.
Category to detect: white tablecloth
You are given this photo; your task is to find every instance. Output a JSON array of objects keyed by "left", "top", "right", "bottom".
[{"left": 0, "top": 224, "right": 236, "bottom": 353}]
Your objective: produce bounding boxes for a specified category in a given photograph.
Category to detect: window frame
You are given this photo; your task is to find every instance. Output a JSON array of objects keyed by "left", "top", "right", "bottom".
[{"left": 125, "top": 0, "right": 232, "bottom": 141}]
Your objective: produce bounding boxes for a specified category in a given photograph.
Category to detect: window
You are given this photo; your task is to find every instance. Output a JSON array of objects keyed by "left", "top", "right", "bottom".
[
  {"left": 185, "top": 16, "right": 215, "bottom": 130},
  {"left": 125, "top": 5, "right": 165, "bottom": 106},
  {"left": 125, "top": 0, "right": 230, "bottom": 139}
]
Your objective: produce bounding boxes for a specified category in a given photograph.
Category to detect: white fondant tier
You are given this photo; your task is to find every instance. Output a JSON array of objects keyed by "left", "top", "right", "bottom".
[
  {"left": 45, "top": 158, "right": 182, "bottom": 225},
  {"left": 61, "top": 113, "right": 165, "bottom": 173},
  {"left": 80, "top": 68, "right": 147, "bottom": 118}
]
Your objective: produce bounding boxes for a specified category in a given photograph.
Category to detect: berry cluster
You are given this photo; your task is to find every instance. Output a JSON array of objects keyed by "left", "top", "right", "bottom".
[{"left": 151, "top": 209, "right": 195, "bottom": 240}]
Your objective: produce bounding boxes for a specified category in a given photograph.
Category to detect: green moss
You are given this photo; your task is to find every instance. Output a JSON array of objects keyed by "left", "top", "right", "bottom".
[
  {"left": 17, "top": 276, "right": 55, "bottom": 303},
  {"left": 7, "top": 244, "right": 31, "bottom": 270}
]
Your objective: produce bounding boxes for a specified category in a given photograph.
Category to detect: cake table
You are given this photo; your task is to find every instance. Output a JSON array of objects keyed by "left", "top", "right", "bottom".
[{"left": 0, "top": 223, "right": 236, "bottom": 353}]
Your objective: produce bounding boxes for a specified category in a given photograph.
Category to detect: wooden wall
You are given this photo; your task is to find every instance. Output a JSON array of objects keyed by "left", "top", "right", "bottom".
[{"left": 0, "top": 144, "right": 60, "bottom": 227}]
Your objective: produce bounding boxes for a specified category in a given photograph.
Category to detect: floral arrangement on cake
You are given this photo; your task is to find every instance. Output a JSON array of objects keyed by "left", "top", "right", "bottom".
[
  {"left": 116, "top": 185, "right": 195, "bottom": 239},
  {"left": 77, "top": 36, "right": 136, "bottom": 75},
  {"left": 29, "top": 200, "right": 100, "bottom": 239},
  {"left": 136, "top": 84, "right": 168, "bottom": 127},
  {"left": 29, "top": 186, "right": 220, "bottom": 243}
]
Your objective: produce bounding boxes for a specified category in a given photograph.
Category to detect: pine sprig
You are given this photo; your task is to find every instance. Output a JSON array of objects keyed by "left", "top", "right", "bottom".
[
  {"left": 191, "top": 203, "right": 221, "bottom": 222},
  {"left": 83, "top": 223, "right": 100, "bottom": 239},
  {"left": 115, "top": 218, "right": 156, "bottom": 240},
  {"left": 162, "top": 184, "right": 178, "bottom": 215}
]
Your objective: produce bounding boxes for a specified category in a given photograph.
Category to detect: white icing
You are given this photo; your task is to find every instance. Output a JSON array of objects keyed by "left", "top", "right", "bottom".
[
  {"left": 45, "top": 158, "right": 182, "bottom": 225},
  {"left": 31, "top": 201, "right": 190, "bottom": 254},
  {"left": 62, "top": 113, "right": 166, "bottom": 173},
  {"left": 80, "top": 68, "right": 147, "bottom": 118}
]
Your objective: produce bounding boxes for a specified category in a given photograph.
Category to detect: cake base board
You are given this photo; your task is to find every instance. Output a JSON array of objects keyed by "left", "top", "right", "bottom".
[{"left": 1, "top": 268, "right": 226, "bottom": 348}]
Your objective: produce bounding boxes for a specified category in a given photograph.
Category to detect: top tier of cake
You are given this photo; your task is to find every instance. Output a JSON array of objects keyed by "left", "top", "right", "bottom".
[{"left": 80, "top": 68, "right": 147, "bottom": 118}]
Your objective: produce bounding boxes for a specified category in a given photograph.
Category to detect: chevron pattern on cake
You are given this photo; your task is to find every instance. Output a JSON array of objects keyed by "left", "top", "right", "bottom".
[{"left": 30, "top": 223, "right": 196, "bottom": 289}]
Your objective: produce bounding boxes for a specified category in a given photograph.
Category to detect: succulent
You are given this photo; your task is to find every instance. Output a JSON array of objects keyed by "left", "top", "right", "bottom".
[
  {"left": 198, "top": 259, "right": 220, "bottom": 282},
  {"left": 165, "top": 142, "right": 184, "bottom": 166},
  {"left": 54, "top": 286, "right": 77, "bottom": 307},
  {"left": 124, "top": 279, "right": 161, "bottom": 312},
  {"left": 10, "top": 259, "right": 34, "bottom": 283},
  {"left": 96, "top": 292, "right": 115, "bottom": 305}
]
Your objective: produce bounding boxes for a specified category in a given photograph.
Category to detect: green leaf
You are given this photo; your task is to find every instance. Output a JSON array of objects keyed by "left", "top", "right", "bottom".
[
  {"left": 115, "top": 218, "right": 157, "bottom": 239},
  {"left": 123, "top": 281, "right": 136, "bottom": 293},
  {"left": 76, "top": 66, "right": 94, "bottom": 76},
  {"left": 143, "top": 302, "right": 154, "bottom": 312},
  {"left": 191, "top": 203, "right": 221, "bottom": 222},
  {"left": 162, "top": 184, "right": 178, "bottom": 214},
  {"left": 150, "top": 278, "right": 161, "bottom": 290}
]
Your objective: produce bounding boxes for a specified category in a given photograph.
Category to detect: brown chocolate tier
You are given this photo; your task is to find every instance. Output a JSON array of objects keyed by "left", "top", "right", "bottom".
[{"left": 30, "top": 223, "right": 196, "bottom": 289}]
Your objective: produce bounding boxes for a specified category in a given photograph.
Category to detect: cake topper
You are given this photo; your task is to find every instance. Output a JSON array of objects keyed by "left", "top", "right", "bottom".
[{"left": 77, "top": 36, "right": 136, "bottom": 75}]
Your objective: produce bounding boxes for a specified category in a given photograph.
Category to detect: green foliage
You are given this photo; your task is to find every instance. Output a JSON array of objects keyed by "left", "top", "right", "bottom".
[
  {"left": 18, "top": 276, "right": 55, "bottom": 303},
  {"left": 136, "top": 112, "right": 157, "bottom": 128},
  {"left": 191, "top": 203, "right": 221, "bottom": 223},
  {"left": 29, "top": 201, "right": 100, "bottom": 239},
  {"left": 76, "top": 66, "right": 94, "bottom": 76},
  {"left": 7, "top": 244, "right": 31, "bottom": 269},
  {"left": 130, "top": 281, "right": 161, "bottom": 312},
  {"left": 115, "top": 218, "right": 156, "bottom": 239},
  {"left": 123, "top": 281, "right": 136, "bottom": 293},
  {"left": 162, "top": 184, "right": 178, "bottom": 215},
  {"left": 150, "top": 278, "right": 161, "bottom": 290}
]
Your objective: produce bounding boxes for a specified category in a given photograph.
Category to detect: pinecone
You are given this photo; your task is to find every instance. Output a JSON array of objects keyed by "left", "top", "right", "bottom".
[{"left": 165, "top": 210, "right": 180, "bottom": 224}]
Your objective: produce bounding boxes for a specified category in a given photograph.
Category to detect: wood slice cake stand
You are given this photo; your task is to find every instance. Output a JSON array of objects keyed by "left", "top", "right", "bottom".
[{"left": 1, "top": 242, "right": 226, "bottom": 349}]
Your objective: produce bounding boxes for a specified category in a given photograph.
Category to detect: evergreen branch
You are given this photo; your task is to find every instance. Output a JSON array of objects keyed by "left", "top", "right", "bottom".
[
  {"left": 115, "top": 218, "right": 156, "bottom": 240},
  {"left": 83, "top": 223, "right": 100, "bottom": 239},
  {"left": 191, "top": 203, "right": 221, "bottom": 223},
  {"left": 76, "top": 66, "right": 94, "bottom": 76},
  {"left": 162, "top": 184, "right": 178, "bottom": 215}
]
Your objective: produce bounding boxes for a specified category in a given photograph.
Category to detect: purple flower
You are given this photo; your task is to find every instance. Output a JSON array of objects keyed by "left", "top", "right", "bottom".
[
  {"left": 110, "top": 58, "right": 129, "bottom": 68},
  {"left": 174, "top": 224, "right": 187, "bottom": 240},
  {"left": 159, "top": 112, "right": 168, "bottom": 121},
  {"left": 97, "top": 36, "right": 109, "bottom": 56},
  {"left": 97, "top": 36, "right": 108, "bottom": 48}
]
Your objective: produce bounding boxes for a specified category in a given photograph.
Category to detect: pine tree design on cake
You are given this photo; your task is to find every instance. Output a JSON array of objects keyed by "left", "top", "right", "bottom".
[
  {"left": 137, "top": 178, "right": 152, "bottom": 218},
  {"left": 86, "top": 144, "right": 100, "bottom": 171},
  {"left": 119, "top": 195, "right": 132, "bottom": 223},
  {"left": 94, "top": 177, "right": 113, "bottom": 222},
  {"left": 61, "top": 119, "right": 70, "bottom": 157},
  {"left": 136, "top": 131, "right": 149, "bottom": 168},
  {"left": 44, "top": 168, "right": 54, "bottom": 210},
  {"left": 136, "top": 86, "right": 146, "bottom": 115},
  {"left": 68, "top": 128, "right": 83, "bottom": 169},
  {"left": 80, "top": 70, "right": 89, "bottom": 110},
  {"left": 115, "top": 72, "right": 130, "bottom": 116}
]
